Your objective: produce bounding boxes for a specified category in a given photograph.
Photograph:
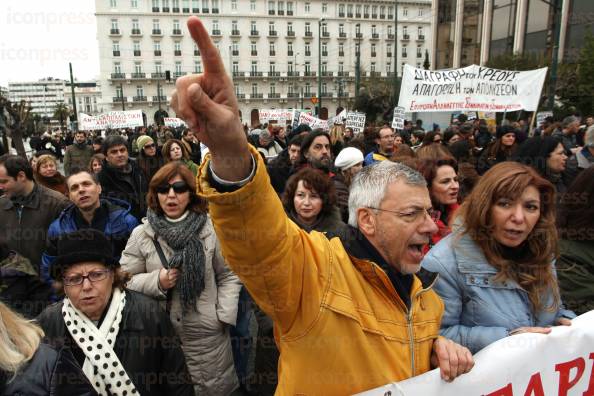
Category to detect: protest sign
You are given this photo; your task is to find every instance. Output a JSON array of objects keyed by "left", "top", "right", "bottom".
[
  {"left": 329, "top": 109, "right": 348, "bottom": 126},
  {"left": 258, "top": 109, "right": 294, "bottom": 123},
  {"left": 398, "top": 64, "right": 548, "bottom": 112},
  {"left": 391, "top": 107, "right": 405, "bottom": 130},
  {"left": 298, "top": 112, "right": 329, "bottom": 130},
  {"left": 163, "top": 117, "right": 187, "bottom": 127},
  {"left": 79, "top": 110, "right": 144, "bottom": 130},
  {"left": 346, "top": 112, "right": 366, "bottom": 134},
  {"left": 536, "top": 111, "right": 553, "bottom": 126},
  {"left": 356, "top": 310, "right": 594, "bottom": 396}
]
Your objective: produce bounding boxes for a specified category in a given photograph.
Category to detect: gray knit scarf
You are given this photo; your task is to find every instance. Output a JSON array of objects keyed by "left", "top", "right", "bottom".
[{"left": 147, "top": 208, "right": 207, "bottom": 312}]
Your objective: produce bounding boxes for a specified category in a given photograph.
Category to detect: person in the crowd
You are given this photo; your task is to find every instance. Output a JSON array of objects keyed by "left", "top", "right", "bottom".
[
  {"left": 422, "top": 162, "right": 575, "bottom": 354},
  {"left": 448, "top": 140, "right": 480, "bottom": 202},
  {"left": 267, "top": 134, "right": 304, "bottom": 195},
  {"left": 474, "top": 121, "right": 493, "bottom": 148},
  {"left": 343, "top": 126, "right": 354, "bottom": 144},
  {"left": 282, "top": 167, "right": 347, "bottom": 235},
  {"left": 162, "top": 138, "right": 199, "bottom": 176},
  {"left": 391, "top": 143, "right": 416, "bottom": 162},
  {"left": 34, "top": 154, "right": 68, "bottom": 195},
  {"left": 64, "top": 131, "right": 94, "bottom": 176},
  {"left": 555, "top": 166, "right": 594, "bottom": 314},
  {"left": 254, "top": 129, "right": 284, "bottom": 159},
  {"left": 329, "top": 123, "right": 345, "bottom": 157},
  {"left": 120, "top": 162, "right": 241, "bottom": 395},
  {"left": 364, "top": 126, "right": 395, "bottom": 165},
  {"left": 575, "top": 125, "right": 594, "bottom": 170},
  {"left": 416, "top": 157, "right": 459, "bottom": 251},
  {"left": 37, "top": 229, "right": 195, "bottom": 396},
  {"left": 393, "top": 133, "right": 404, "bottom": 149},
  {"left": 128, "top": 126, "right": 148, "bottom": 157},
  {"left": 297, "top": 129, "right": 333, "bottom": 172},
  {"left": 98, "top": 135, "right": 148, "bottom": 220},
  {"left": 91, "top": 136, "right": 103, "bottom": 154},
  {"left": 136, "top": 135, "right": 165, "bottom": 182},
  {"left": 42, "top": 169, "right": 139, "bottom": 292},
  {"left": 514, "top": 135, "right": 569, "bottom": 194},
  {"left": 415, "top": 142, "right": 452, "bottom": 161},
  {"left": 477, "top": 125, "right": 518, "bottom": 175},
  {"left": 444, "top": 128, "right": 463, "bottom": 146},
  {"left": 88, "top": 153, "right": 105, "bottom": 174},
  {"left": 0, "top": 301, "right": 97, "bottom": 396},
  {"left": 181, "top": 128, "right": 202, "bottom": 164},
  {"left": 553, "top": 115, "right": 580, "bottom": 151},
  {"left": 0, "top": 154, "right": 68, "bottom": 278},
  {"left": 172, "top": 19, "right": 473, "bottom": 393},
  {"left": 271, "top": 125, "right": 288, "bottom": 149},
  {"left": 333, "top": 147, "right": 364, "bottom": 222},
  {"left": 420, "top": 131, "right": 442, "bottom": 147}
]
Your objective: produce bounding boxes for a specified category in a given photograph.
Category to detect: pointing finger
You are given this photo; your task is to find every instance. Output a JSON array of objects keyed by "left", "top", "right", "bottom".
[{"left": 187, "top": 16, "right": 225, "bottom": 75}]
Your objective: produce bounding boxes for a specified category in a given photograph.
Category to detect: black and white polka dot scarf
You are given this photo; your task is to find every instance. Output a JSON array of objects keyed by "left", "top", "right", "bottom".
[{"left": 62, "top": 289, "right": 138, "bottom": 396}]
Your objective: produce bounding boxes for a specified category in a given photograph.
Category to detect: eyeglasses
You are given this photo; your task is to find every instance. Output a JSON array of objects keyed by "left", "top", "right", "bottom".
[
  {"left": 144, "top": 143, "right": 156, "bottom": 149},
  {"left": 156, "top": 181, "right": 190, "bottom": 195},
  {"left": 368, "top": 207, "right": 438, "bottom": 223},
  {"left": 63, "top": 270, "right": 112, "bottom": 286}
]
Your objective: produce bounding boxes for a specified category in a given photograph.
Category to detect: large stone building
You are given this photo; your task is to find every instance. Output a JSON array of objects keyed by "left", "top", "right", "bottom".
[
  {"left": 8, "top": 78, "right": 67, "bottom": 118},
  {"left": 65, "top": 81, "right": 104, "bottom": 119},
  {"left": 95, "top": 0, "right": 433, "bottom": 125}
]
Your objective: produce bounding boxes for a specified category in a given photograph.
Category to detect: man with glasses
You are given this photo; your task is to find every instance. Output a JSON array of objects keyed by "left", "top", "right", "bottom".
[
  {"left": 41, "top": 169, "right": 139, "bottom": 294},
  {"left": 364, "top": 126, "right": 396, "bottom": 165},
  {"left": 172, "top": 16, "right": 473, "bottom": 395}
]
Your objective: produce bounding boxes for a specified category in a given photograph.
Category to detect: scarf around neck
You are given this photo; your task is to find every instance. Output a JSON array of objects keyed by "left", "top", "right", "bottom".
[{"left": 146, "top": 208, "right": 208, "bottom": 312}]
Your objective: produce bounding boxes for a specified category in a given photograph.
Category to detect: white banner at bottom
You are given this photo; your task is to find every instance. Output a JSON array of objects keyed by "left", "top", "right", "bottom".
[{"left": 356, "top": 310, "right": 594, "bottom": 396}]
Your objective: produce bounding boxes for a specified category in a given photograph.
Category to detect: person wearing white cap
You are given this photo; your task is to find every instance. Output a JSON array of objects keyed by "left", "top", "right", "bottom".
[{"left": 333, "top": 147, "right": 364, "bottom": 221}]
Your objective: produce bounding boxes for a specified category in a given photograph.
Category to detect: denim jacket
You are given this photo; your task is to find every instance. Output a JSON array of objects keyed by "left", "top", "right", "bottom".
[{"left": 422, "top": 232, "right": 575, "bottom": 354}]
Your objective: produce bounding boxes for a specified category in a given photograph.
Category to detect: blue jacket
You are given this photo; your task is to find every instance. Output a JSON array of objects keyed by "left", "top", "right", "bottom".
[
  {"left": 421, "top": 232, "right": 575, "bottom": 354},
  {"left": 41, "top": 198, "right": 139, "bottom": 284},
  {"left": 363, "top": 150, "right": 389, "bottom": 166}
]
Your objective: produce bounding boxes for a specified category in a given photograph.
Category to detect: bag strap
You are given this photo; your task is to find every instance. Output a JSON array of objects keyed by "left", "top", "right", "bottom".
[{"left": 151, "top": 235, "right": 173, "bottom": 313}]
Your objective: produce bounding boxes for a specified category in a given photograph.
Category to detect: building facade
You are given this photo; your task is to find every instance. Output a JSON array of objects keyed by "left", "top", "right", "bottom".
[
  {"left": 65, "top": 81, "right": 104, "bottom": 119},
  {"left": 95, "top": 0, "right": 433, "bottom": 125},
  {"left": 432, "top": 0, "right": 594, "bottom": 69},
  {"left": 8, "top": 79, "right": 67, "bottom": 118}
]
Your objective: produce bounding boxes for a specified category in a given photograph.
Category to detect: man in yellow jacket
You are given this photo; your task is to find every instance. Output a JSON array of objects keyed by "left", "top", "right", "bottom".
[{"left": 172, "top": 17, "right": 474, "bottom": 395}]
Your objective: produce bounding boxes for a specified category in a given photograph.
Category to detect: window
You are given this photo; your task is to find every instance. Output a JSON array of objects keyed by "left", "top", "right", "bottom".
[
  {"left": 133, "top": 41, "right": 141, "bottom": 55},
  {"left": 388, "top": 25, "right": 393, "bottom": 36},
  {"left": 174, "top": 20, "right": 181, "bottom": 30},
  {"left": 288, "top": 84, "right": 294, "bottom": 94},
  {"left": 251, "top": 83, "right": 258, "bottom": 95},
  {"left": 322, "top": 62, "right": 327, "bottom": 72},
  {"left": 402, "top": 45, "right": 407, "bottom": 57},
  {"left": 287, "top": 42, "right": 293, "bottom": 55},
  {"left": 339, "top": 24, "right": 344, "bottom": 34},
  {"left": 111, "top": 19, "right": 119, "bottom": 30},
  {"left": 387, "top": 43, "right": 392, "bottom": 56},
  {"left": 322, "top": 82, "right": 327, "bottom": 94},
  {"left": 250, "top": 0, "right": 256, "bottom": 11},
  {"left": 232, "top": 42, "right": 239, "bottom": 53},
  {"left": 304, "top": 2, "right": 310, "bottom": 13},
  {"left": 355, "top": 4, "right": 361, "bottom": 17},
  {"left": 232, "top": 61, "right": 239, "bottom": 73},
  {"left": 175, "top": 61, "right": 182, "bottom": 74},
  {"left": 288, "top": 61, "right": 293, "bottom": 72},
  {"left": 251, "top": 61, "right": 258, "bottom": 73},
  {"left": 212, "top": 20, "right": 219, "bottom": 32},
  {"left": 155, "top": 62, "right": 162, "bottom": 73},
  {"left": 270, "top": 62, "right": 276, "bottom": 73},
  {"left": 251, "top": 41, "right": 257, "bottom": 55},
  {"left": 403, "top": 26, "right": 408, "bottom": 36},
  {"left": 418, "top": 7, "right": 423, "bottom": 17},
  {"left": 182, "top": 0, "right": 189, "bottom": 11},
  {"left": 202, "top": 0, "right": 208, "bottom": 11},
  {"left": 278, "top": 1, "right": 284, "bottom": 14},
  {"left": 192, "top": 0, "right": 199, "bottom": 11},
  {"left": 322, "top": 42, "right": 327, "bottom": 56},
  {"left": 110, "top": 0, "right": 117, "bottom": 8},
  {"left": 370, "top": 62, "right": 376, "bottom": 72},
  {"left": 172, "top": 0, "right": 179, "bottom": 10},
  {"left": 131, "top": 0, "right": 138, "bottom": 8},
  {"left": 371, "top": 43, "right": 376, "bottom": 56},
  {"left": 386, "top": 62, "right": 391, "bottom": 72},
  {"left": 152, "top": 0, "right": 159, "bottom": 10},
  {"left": 372, "top": 25, "right": 377, "bottom": 35},
  {"left": 287, "top": 22, "right": 293, "bottom": 33},
  {"left": 380, "top": 5, "right": 385, "bottom": 18},
  {"left": 355, "top": 24, "right": 361, "bottom": 34},
  {"left": 251, "top": 21, "right": 257, "bottom": 32},
  {"left": 339, "top": 43, "right": 344, "bottom": 56},
  {"left": 211, "top": 0, "right": 218, "bottom": 12},
  {"left": 304, "top": 61, "right": 311, "bottom": 73},
  {"left": 112, "top": 41, "right": 120, "bottom": 52},
  {"left": 304, "top": 42, "right": 311, "bottom": 56},
  {"left": 153, "top": 19, "right": 160, "bottom": 30},
  {"left": 305, "top": 22, "right": 311, "bottom": 34},
  {"left": 175, "top": 42, "right": 182, "bottom": 52},
  {"left": 231, "top": 0, "right": 237, "bottom": 10},
  {"left": 338, "top": 62, "right": 344, "bottom": 73},
  {"left": 114, "top": 62, "right": 122, "bottom": 74},
  {"left": 270, "top": 82, "right": 276, "bottom": 94},
  {"left": 136, "top": 86, "right": 144, "bottom": 97},
  {"left": 372, "top": 5, "right": 377, "bottom": 18},
  {"left": 116, "top": 85, "right": 123, "bottom": 97},
  {"left": 322, "top": 3, "right": 327, "bottom": 13},
  {"left": 134, "top": 62, "right": 142, "bottom": 73},
  {"left": 131, "top": 19, "right": 140, "bottom": 33},
  {"left": 193, "top": 43, "right": 200, "bottom": 55},
  {"left": 232, "top": 20, "right": 238, "bottom": 31},
  {"left": 286, "top": 2, "right": 293, "bottom": 15},
  {"left": 194, "top": 61, "right": 202, "bottom": 73},
  {"left": 305, "top": 82, "right": 311, "bottom": 95},
  {"left": 338, "top": 4, "right": 344, "bottom": 16},
  {"left": 235, "top": 85, "right": 241, "bottom": 96},
  {"left": 269, "top": 21, "right": 275, "bottom": 34},
  {"left": 403, "top": 7, "right": 408, "bottom": 17},
  {"left": 153, "top": 41, "right": 161, "bottom": 51},
  {"left": 347, "top": 4, "right": 353, "bottom": 17},
  {"left": 417, "top": 45, "right": 422, "bottom": 58},
  {"left": 268, "top": 0, "right": 275, "bottom": 14},
  {"left": 269, "top": 42, "right": 276, "bottom": 55},
  {"left": 364, "top": 4, "right": 370, "bottom": 17},
  {"left": 418, "top": 26, "right": 423, "bottom": 38},
  {"left": 162, "top": 0, "right": 169, "bottom": 9}
]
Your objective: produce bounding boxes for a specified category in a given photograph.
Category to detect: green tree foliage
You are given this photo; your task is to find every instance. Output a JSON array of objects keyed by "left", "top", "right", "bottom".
[
  {"left": 557, "top": 34, "right": 594, "bottom": 116},
  {"left": 53, "top": 102, "right": 71, "bottom": 130}
]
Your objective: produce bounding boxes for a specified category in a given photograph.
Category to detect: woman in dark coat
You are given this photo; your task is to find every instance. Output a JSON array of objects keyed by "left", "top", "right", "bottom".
[
  {"left": 135, "top": 135, "right": 165, "bottom": 183},
  {"left": 477, "top": 125, "right": 518, "bottom": 175},
  {"left": 514, "top": 135, "right": 569, "bottom": 194},
  {"left": 34, "top": 154, "right": 68, "bottom": 195}
]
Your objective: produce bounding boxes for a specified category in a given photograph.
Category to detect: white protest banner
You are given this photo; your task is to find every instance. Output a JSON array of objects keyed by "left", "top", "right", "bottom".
[
  {"left": 346, "top": 112, "right": 366, "bottom": 134},
  {"left": 391, "top": 107, "right": 405, "bottom": 130},
  {"left": 398, "top": 64, "right": 548, "bottom": 113},
  {"left": 258, "top": 109, "right": 294, "bottom": 123},
  {"left": 79, "top": 110, "right": 144, "bottom": 130},
  {"left": 298, "top": 112, "right": 329, "bottom": 130},
  {"left": 164, "top": 117, "right": 187, "bottom": 127},
  {"left": 330, "top": 109, "right": 348, "bottom": 126},
  {"left": 537, "top": 111, "right": 553, "bottom": 126},
  {"left": 356, "top": 310, "right": 594, "bottom": 396},
  {"left": 79, "top": 113, "right": 101, "bottom": 131}
]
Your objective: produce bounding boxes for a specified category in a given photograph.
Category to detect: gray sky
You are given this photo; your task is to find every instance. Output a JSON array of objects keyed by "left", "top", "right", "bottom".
[{"left": 0, "top": 0, "right": 99, "bottom": 87}]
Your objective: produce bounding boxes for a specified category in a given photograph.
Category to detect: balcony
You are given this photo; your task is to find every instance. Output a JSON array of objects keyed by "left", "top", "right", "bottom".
[
  {"left": 152, "top": 7, "right": 159, "bottom": 12},
  {"left": 250, "top": 30, "right": 259, "bottom": 37},
  {"left": 111, "top": 73, "right": 126, "bottom": 79},
  {"left": 380, "top": 14, "right": 386, "bottom": 19},
  {"left": 268, "top": 30, "right": 277, "bottom": 37},
  {"left": 202, "top": 8, "right": 209, "bottom": 13},
  {"left": 388, "top": 14, "right": 394, "bottom": 20},
  {"left": 402, "top": 52, "right": 408, "bottom": 58},
  {"left": 231, "top": 29, "right": 240, "bottom": 36},
  {"left": 172, "top": 29, "right": 182, "bottom": 35},
  {"left": 237, "top": 93, "right": 246, "bottom": 99},
  {"left": 212, "top": 8, "right": 219, "bottom": 13},
  {"left": 356, "top": 32, "right": 363, "bottom": 38},
  {"left": 417, "top": 53, "right": 423, "bottom": 58},
  {"left": 356, "top": 13, "right": 361, "bottom": 18},
  {"left": 287, "top": 10, "right": 293, "bottom": 15},
  {"left": 338, "top": 32, "right": 346, "bottom": 38},
  {"left": 151, "top": 29, "right": 162, "bottom": 35},
  {"left": 232, "top": 50, "right": 239, "bottom": 56},
  {"left": 192, "top": 8, "right": 199, "bottom": 13},
  {"left": 251, "top": 51, "right": 258, "bottom": 56},
  {"left": 287, "top": 92, "right": 299, "bottom": 98},
  {"left": 387, "top": 52, "right": 392, "bottom": 58},
  {"left": 371, "top": 33, "right": 379, "bottom": 39},
  {"left": 250, "top": 71, "right": 263, "bottom": 77},
  {"left": 402, "top": 34, "right": 410, "bottom": 40},
  {"left": 268, "top": 71, "right": 281, "bottom": 77},
  {"left": 370, "top": 71, "right": 381, "bottom": 77},
  {"left": 364, "top": 13, "right": 369, "bottom": 18},
  {"left": 251, "top": 93, "right": 264, "bottom": 98},
  {"left": 174, "top": 50, "right": 182, "bottom": 56},
  {"left": 152, "top": 95, "right": 167, "bottom": 101},
  {"left": 287, "top": 71, "right": 300, "bottom": 77},
  {"left": 183, "top": 7, "right": 189, "bottom": 12},
  {"left": 321, "top": 71, "right": 333, "bottom": 77},
  {"left": 339, "top": 12, "right": 345, "bottom": 17},
  {"left": 131, "top": 28, "right": 141, "bottom": 35},
  {"left": 278, "top": 10, "right": 284, "bottom": 15},
  {"left": 371, "top": 52, "right": 377, "bottom": 57},
  {"left": 337, "top": 71, "right": 349, "bottom": 77},
  {"left": 211, "top": 29, "right": 221, "bottom": 36},
  {"left": 162, "top": 6, "right": 169, "bottom": 12},
  {"left": 133, "top": 50, "right": 141, "bottom": 56},
  {"left": 322, "top": 31, "right": 330, "bottom": 38},
  {"left": 232, "top": 71, "right": 244, "bottom": 78},
  {"left": 320, "top": 92, "right": 332, "bottom": 98},
  {"left": 113, "top": 50, "right": 120, "bottom": 56},
  {"left": 109, "top": 28, "right": 121, "bottom": 35},
  {"left": 113, "top": 96, "right": 126, "bottom": 102},
  {"left": 194, "top": 50, "right": 200, "bottom": 56},
  {"left": 347, "top": 12, "right": 353, "bottom": 17},
  {"left": 418, "top": 35, "right": 425, "bottom": 41},
  {"left": 322, "top": 51, "right": 328, "bottom": 57},
  {"left": 388, "top": 33, "right": 395, "bottom": 39},
  {"left": 151, "top": 72, "right": 165, "bottom": 78},
  {"left": 172, "top": 7, "right": 180, "bottom": 12},
  {"left": 268, "top": 9, "right": 275, "bottom": 15},
  {"left": 305, "top": 51, "right": 311, "bottom": 57},
  {"left": 339, "top": 51, "right": 344, "bottom": 57},
  {"left": 131, "top": 72, "right": 146, "bottom": 79},
  {"left": 269, "top": 51, "right": 276, "bottom": 56},
  {"left": 268, "top": 93, "right": 280, "bottom": 98},
  {"left": 372, "top": 14, "right": 377, "bottom": 19},
  {"left": 304, "top": 71, "right": 316, "bottom": 77},
  {"left": 287, "top": 30, "right": 295, "bottom": 37},
  {"left": 154, "top": 50, "right": 162, "bottom": 56},
  {"left": 133, "top": 96, "right": 147, "bottom": 102},
  {"left": 305, "top": 31, "right": 312, "bottom": 37}
]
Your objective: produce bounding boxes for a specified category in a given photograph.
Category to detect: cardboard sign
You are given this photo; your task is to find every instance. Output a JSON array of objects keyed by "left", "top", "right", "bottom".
[
  {"left": 258, "top": 109, "right": 294, "bottom": 123},
  {"left": 391, "top": 106, "right": 405, "bottom": 130},
  {"left": 346, "top": 112, "right": 366, "bottom": 134},
  {"left": 537, "top": 111, "right": 553, "bottom": 126},
  {"left": 163, "top": 117, "right": 187, "bottom": 127}
]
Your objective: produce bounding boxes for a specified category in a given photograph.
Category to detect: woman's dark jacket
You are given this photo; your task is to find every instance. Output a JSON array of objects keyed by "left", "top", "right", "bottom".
[
  {"left": 36, "top": 290, "right": 195, "bottom": 396},
  {"left": 1, "top": 343, "right": 97, "bottom": 396}
]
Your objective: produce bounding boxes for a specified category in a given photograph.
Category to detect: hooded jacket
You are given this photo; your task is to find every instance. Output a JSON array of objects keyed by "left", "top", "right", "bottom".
[{"left": 196, "top": 146, "right": 444, "bottom": 395}]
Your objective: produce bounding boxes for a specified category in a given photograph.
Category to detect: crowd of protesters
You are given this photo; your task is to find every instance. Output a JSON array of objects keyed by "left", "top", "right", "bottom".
[{"left": 1, "top": 18, "right": 594, "bottom": 396}]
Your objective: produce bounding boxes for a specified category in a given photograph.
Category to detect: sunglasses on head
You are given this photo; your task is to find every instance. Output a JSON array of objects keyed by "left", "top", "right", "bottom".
[
  {"left": 144, "top": 143, "right": 156, "bottom": 149},
  {"left": 156, "top": 181, "right": 190, "bottom": 194}
]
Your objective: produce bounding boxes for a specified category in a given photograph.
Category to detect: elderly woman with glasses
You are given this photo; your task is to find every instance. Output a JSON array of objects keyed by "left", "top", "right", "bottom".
[
  {"left": 120, "top": 161, "right": 242, "bottom": 396},
  {"left": 36, "top": 229, "right": 195, "bottom": 396}
]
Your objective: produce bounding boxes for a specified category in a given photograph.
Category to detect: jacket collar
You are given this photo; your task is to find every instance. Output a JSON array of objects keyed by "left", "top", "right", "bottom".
[
  {"left": 1, "top": 183, "right": 41, "bottom": 210},
  {"left": 450, "top": 232, "right": 497, "bottom": 274}
]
